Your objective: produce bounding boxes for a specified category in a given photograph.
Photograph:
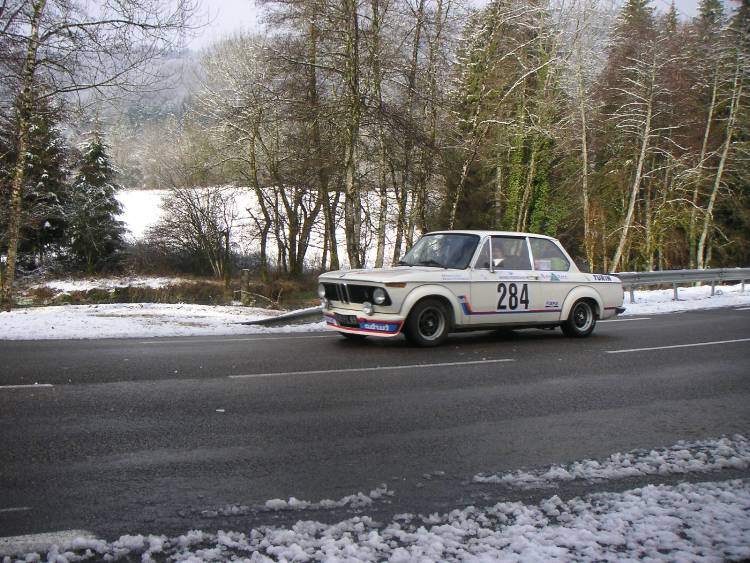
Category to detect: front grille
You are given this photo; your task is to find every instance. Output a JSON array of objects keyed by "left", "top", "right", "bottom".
[{"left": 322, "top": 283, "right": 390, "bottom": 305}]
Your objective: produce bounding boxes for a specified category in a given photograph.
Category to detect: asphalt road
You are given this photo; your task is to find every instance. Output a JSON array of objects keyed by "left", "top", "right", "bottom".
[{"left": 1, "top": 307, "right": 749, "bottom": 543}]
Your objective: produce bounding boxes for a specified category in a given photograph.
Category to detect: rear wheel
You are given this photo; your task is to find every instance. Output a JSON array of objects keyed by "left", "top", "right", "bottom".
[
  {"left": 561, "top": 300, "right": 596, "bottom": 337},
  {"left": 404, "top": 299, "right": 451, "bottom": 347}
]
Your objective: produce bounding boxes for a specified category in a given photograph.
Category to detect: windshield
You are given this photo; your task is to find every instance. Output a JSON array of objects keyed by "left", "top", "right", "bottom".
[{"left": 399, "top": 233, "right": 479, "bottom": 269}]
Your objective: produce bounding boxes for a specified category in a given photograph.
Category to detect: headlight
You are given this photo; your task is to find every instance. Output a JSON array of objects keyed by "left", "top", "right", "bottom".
[
  {"left": 363, "top": 301, "right": 374, "bottom": 315},
  {"left": 317, "top": 283, "right": 327, "bottom": 298},
  {"left": 373, "top": 287, "right": 387, "bottom": 305}
]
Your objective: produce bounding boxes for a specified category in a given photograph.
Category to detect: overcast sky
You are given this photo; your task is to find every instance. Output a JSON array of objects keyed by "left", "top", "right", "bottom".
[{"left": 188, "top": 0, "right": 701, "bottom": 50}]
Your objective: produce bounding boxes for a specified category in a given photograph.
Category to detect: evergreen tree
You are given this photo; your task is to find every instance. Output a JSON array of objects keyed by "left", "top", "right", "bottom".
[
  {"left": 67, "top": 131, "right": 126, "bottom": 272},
  {"left": 0, "top": 102, "right": 70, "bottom": 268}
]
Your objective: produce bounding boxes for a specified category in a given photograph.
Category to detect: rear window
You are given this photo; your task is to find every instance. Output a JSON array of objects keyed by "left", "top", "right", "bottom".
[{"left": 529, "top": 238, "right": 570, "bottom": 271}]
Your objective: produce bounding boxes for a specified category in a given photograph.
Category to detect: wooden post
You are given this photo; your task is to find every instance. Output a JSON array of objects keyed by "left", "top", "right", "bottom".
[{"left": 240, "top": 269, "right": 250, "bottom": 305}]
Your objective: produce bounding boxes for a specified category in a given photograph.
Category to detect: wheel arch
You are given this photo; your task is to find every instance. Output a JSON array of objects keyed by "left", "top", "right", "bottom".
[
  {"left": 560, "top": 286, "right": 603, "bottom": 320},
  {"left": 400, "top": 285, "right": 460, "bottom": 329}
]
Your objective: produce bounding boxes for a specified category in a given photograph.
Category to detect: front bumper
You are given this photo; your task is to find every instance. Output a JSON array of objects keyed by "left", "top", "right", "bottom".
[{"left": 323, "top": 310, "right": 405, "bottom": 337}]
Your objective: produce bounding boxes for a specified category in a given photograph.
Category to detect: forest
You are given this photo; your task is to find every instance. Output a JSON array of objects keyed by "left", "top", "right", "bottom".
[{"left": 1, "top": 0, "right": 748, "bottom": 309}]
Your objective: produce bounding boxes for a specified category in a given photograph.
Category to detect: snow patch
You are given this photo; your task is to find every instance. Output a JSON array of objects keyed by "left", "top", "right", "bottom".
[
  {"left": 474, "top": 434, "right": 750, "bottom": 488},
  {"left": 4, "top": 480, "right": 749, "bottom": 562},
  {"left": 621, "top": 282, "right": 750, "bottom": 315},
  {"left": 0, "top": 303, "right": 327, "bottom": 340}
]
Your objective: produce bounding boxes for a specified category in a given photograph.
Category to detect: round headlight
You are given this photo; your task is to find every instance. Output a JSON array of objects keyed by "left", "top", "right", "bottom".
[
  {"left": 363, "top": 301, "right": 374, "bottom": 315},
  {"left": 373, "top": 287, "right": 387, "bottom": 305},
  {"left": 317, "top": 283, "right": 327, "bottom": 299}
]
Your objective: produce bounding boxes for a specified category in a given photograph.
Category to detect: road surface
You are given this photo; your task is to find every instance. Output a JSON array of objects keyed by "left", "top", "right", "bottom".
[{"left": 1, "top": 307, "right": 748, "bottom": 542}]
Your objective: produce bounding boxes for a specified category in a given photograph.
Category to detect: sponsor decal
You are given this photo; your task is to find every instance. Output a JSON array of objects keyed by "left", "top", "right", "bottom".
[
  {"left": 545, "top": 300, "right": 560, "bottom": 309},
  {"left": 441, "top": 273, "right": 470, "bottom": 281},
  {"left": 361, "top": 322, "right": 396, "bottom": 332},
  {"left": 592, "top": 274, "right": 613, "bottom": 282}
]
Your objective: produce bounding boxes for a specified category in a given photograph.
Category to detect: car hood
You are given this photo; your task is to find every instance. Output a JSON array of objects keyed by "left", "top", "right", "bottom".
[{"left": 319, "top": 266, "right": 469, "bottom": 284}]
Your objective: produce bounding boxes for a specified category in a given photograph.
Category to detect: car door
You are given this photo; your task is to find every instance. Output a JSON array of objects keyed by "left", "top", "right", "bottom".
[
  {"left": 527, "top": 237, "right": 577, "bottom": 322},
  {"left": 468, "top": 236, "right": 537, "bottom": 326}
]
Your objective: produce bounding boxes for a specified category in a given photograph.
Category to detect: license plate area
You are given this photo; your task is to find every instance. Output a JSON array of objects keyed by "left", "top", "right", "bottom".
[{"left": 334, "top": 313, "right": 359, "bottom": 328}]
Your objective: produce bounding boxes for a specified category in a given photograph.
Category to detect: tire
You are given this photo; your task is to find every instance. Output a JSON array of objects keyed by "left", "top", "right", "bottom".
[
  {"left": 561, "top": 300, "right": 597, "bottom": 337},
  {"left": 340, "top": 332, "right": 367, "bottom": 342},
  {"left": 404, "top": 298, "right": 451, "bottom": 347}
]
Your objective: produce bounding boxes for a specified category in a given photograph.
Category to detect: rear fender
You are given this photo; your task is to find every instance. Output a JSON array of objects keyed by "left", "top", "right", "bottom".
[{"left": 560, "top": 286, "right": 603, "bottom": 320}]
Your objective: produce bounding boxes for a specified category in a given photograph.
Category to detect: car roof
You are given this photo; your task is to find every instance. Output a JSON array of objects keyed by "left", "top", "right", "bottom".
[{"left": 425, "top": 230, "right": 559, "bottom": 241}]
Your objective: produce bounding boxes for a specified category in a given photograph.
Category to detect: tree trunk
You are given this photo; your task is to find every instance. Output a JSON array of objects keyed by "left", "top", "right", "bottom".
[
  {"left": 611, "top": 59, "right": 655, "bottom": 273},
  {"left": 1, "top": 0, "right": 46, "bottom": 311},
  {"left": 371, "top": 0, "right": 387, "bottom": 268},
  {"left": 697, "top": 57, "right": 743, "bottom": 269},
  {"left": 689, "top": 68, "right": 719, "bottom": 269},
  {"left": 342, "top": 0, "right": 363, "bottom": 268}
]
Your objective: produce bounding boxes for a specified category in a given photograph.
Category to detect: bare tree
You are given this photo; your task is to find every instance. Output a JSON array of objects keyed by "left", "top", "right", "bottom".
[{"left": 0, "top": 0, "right": 197, "bottom": 310}]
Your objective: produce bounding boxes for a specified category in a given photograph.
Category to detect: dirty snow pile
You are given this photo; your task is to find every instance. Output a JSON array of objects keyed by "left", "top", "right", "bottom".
[
  {"left": 0, "top": 303, "right": 327, "bottom": 340},
  {"left": 3, "top": 479, "right": 749, "bottom": 562},
  {"left": 474, "top": 434, "right": 750, "bottom": 488},
  {"left": 621, "top": 282, "right": 750, "bottom": 315},
  {"left": 197, "top": 485, "right": 393, "bottom": 519}
]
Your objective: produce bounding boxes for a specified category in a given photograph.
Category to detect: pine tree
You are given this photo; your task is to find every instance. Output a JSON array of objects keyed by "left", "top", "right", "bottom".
[
  {"left": 0, "top": 102, "right": 69, "bottom": 268},
  {"left": 20, "top": 107, "right": 70, "bottom": 263},
  {"left": 67, "top": 131, "right": 126, "bottom": 272}
]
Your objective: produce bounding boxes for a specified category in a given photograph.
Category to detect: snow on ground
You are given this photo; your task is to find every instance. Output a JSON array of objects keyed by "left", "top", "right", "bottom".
[
  {"left": 474, "top": 434, "right": 750, "bottom": 489},
  {"left": 30, "top": 276, "right": 196, "bottom": 293},
  {"left": 197, "top": 485, "right": 394, "bottom": 520},
  {"left": 621, "top": 282, "right": 750, "bottom": 315},
  {"left": 3, "top": 479, "right": 748, "bottom": 562},
  {"left": 0, "top": 303, "right": 327, "bottom": 340},
  {"left": 116, "top": 189, "right": 168, "bottom": 240},
  {"left": 2, "top": 282, "right": 748, "bottom": 341}
]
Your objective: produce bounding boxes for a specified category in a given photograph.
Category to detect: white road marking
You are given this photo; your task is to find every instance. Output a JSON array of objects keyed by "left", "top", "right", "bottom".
[
  {"left": 0, "top": 507, "right": 31, "bottom": 513},
  {"left": 0, "top": 530, "right": 93, "bottom": 556},
  {"left": 140, "top": 334, "right": 335, "bottom": 344},
  {"left": 607, "top": 338, "right": 750, "bottom": 354},
  {"left": 0, "top": 384, "right": 53, "bottom": 390},
  {"left": 600, "top": 317, "right": 651, "bottom": 323},
  {"left": 230, "top": 358, "right": 515, "bottom": 379}
]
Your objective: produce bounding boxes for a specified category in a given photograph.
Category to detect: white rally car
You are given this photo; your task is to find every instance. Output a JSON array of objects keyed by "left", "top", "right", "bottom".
[{"left": 318, "top": 231, "right": 625, "bottom": 346}]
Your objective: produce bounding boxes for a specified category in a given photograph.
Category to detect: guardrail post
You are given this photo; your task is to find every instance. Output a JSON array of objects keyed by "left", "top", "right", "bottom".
[
  {"left": 711, "top": 281, "right": 715, "bottom": 296},
  {"left": 673, "top": 283, "right": 678, "bottom": 301},
  {"left": 629, "top": 287, "right": 635, "bottom": 303},
  {"left": 742, "top": 279, "right": 746, "bottom": 293}
]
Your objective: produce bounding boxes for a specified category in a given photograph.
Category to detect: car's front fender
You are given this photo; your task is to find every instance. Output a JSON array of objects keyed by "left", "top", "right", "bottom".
[{"left": 400, "top": 284, "right": 464, "bottom": 326}]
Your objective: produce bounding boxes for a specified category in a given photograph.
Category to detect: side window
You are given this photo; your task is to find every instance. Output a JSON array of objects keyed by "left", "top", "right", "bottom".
[
  {"left": 530, "top": 238, "right": 570, "bottom": 271},
  {"left": 491, "top": 236, "right": 531, "bottom": 270},
  {"left": 475, "top": 239, "right": 491, "bottom": 269}
]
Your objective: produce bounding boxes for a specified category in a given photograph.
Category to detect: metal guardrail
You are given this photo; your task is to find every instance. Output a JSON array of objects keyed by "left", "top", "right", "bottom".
[{"left": 615, "top": 268, "right": 750, "bottom": 303}]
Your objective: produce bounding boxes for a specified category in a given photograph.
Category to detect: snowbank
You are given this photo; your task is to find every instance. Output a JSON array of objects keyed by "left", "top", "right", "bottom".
[
  {"left": 0, "top": 303, "right": 327, "bottom": 340},
  {"left": 475, "top": 434, "right": 750, "bottom": 488},
  {"left": 3, "top": 479, "right": 748, "bottom": 562},
  {"left": 621, "top": 282, "right": 750, "bottom": 315}
]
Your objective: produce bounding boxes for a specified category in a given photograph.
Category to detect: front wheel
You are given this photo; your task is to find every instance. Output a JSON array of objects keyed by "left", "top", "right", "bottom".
[
  {"left": 561, "top": 300, "right": 597, "bottom": 337},
  {"left": 404, "top": 299, "right": 451, "bottom": 347}
]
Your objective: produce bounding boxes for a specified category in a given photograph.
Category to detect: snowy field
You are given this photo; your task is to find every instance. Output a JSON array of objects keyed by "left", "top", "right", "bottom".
[
  {"left": 1, "top": 282, "right": 748, "bottom": 340},
  {"left": 1, "top": 435, "right": 748, "bottom": 562}
]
